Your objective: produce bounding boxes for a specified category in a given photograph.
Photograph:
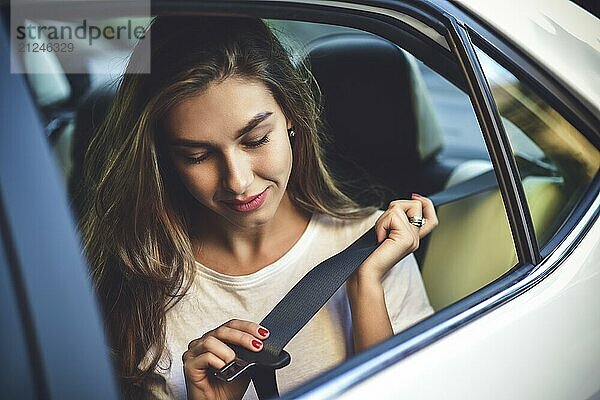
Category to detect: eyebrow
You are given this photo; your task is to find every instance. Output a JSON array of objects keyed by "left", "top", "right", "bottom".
[
  {"left": 237, "top": 111, "right": 273, "bottom": 138},
  {"left": 169, "top": 111, "right": 274, "bottom": 148}
]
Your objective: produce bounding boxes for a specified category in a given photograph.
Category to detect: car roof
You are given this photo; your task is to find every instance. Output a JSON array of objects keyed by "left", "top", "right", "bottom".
[{"left": 453, "top": 0, "right": 600, "bottom": 113}]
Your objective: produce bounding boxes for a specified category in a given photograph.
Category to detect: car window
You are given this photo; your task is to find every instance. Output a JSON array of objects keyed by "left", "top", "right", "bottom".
[
  {"left": 418, "top": 62, "right": 489, "bottom": 163},
  {"left": 29, "top": 16, "right": 521, "bottom": 317},
  {"left": 475, "top": 48, "right": 600, "bottom": 248},
  {"left": 413, "top": 58, "right": 518, "bottom": 310}
]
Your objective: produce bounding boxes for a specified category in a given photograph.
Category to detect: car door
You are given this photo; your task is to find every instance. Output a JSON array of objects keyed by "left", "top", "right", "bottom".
[{"left": 0, "top": 16, "right": 119, "bottom": 400}]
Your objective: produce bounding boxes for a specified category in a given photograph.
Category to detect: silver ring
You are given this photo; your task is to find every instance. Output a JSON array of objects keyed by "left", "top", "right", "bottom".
[{"left": 409, "top": 216, "right": 426, "bottom": 228}]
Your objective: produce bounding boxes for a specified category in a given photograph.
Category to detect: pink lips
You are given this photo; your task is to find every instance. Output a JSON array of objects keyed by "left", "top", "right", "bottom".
[{"left": 223, "top": 188, "right": 268, "bottom": 212}]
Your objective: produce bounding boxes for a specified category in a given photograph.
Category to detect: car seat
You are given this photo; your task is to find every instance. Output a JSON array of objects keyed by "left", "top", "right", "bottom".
[{"left": 304, "top": 32, "right": 444, "bottom": 206}]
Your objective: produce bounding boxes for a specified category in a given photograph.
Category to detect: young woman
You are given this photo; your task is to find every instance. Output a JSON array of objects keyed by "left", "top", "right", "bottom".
[{"left": 79, "top": 16, "right": 437, "bottom": 400}]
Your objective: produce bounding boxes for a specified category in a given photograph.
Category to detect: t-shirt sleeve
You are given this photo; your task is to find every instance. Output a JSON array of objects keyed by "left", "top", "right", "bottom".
[{"left": 381, "top": 253, "right": 434, "bottom": 334}]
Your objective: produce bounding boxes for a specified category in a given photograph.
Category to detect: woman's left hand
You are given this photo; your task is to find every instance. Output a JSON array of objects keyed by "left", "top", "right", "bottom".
[{"left": 356, "top": 193, "right": 438, "bottom": 283}]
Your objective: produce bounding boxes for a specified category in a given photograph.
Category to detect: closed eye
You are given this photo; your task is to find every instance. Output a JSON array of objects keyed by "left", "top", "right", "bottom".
[
  {"left": 184, "top": 151, "right": 211, "bottom": 164},
  {"left": 244, "top": 133, "right": 270, "bottom": 148},
  {"left": 179, "top": 131, "right": 271, "bottom": 164}
]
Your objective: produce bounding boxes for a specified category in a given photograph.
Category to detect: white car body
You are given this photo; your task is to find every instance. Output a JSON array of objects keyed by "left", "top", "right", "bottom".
[{"left": 456, "top": 0, "right": 600, "bottom": 114}]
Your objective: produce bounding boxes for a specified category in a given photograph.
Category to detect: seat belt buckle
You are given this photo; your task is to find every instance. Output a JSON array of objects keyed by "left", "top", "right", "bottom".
[
  {"left": 214, "top": 350, "right": 291, "bottom": 382},
  {"left": 214, "top": 357, "right": 256, "bottom": 382}
]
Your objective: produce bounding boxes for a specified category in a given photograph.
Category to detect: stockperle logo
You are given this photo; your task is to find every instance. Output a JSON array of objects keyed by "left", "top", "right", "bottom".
[{"left": 10, "top": 0, "right": 151, "bottom": 74}]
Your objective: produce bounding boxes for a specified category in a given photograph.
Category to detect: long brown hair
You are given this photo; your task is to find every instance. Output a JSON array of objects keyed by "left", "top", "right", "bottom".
[{"left": 79, "top": 15, "right": 377, "bottom": 398}]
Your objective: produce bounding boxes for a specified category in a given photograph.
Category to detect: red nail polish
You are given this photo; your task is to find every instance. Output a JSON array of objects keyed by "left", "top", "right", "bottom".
[
  {"left": 252, "top": 340, "right": 262, "bottom": 349},
  {"left": 412, "top": 193, "right": 422, "bottom": 198},
  {"left": 258, "top": 327, "right": 269, "bottom": 337}
]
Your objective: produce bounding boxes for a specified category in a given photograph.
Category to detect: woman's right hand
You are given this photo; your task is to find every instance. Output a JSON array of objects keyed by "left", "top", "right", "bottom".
[{"left": 183, "top": 319, "right": 270, "bottom": 400}]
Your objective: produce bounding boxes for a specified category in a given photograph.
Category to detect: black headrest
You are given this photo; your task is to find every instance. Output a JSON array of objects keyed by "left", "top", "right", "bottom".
[{"left": 306, "top": 32, "right": 421, "bottom": 204}]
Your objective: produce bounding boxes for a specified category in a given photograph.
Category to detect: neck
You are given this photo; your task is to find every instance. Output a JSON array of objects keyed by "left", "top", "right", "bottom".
[{"left": 192, "top": 193, "right": 311, "bottom": 275}]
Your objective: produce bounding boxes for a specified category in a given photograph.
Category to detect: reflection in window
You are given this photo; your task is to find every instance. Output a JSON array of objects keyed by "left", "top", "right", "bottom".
[{"left": 476, "top": 48, "right": 599, "bottom": 247}]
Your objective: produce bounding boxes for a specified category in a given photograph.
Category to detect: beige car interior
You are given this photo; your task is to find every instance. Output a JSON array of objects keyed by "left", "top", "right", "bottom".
[{"left": 423, "top": 72, "right": 599, "bottom": 310}]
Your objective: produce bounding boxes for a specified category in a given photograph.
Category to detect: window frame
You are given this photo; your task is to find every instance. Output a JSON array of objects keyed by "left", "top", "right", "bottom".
[
  {"left": 443, "top": 0, "right": 599, "bottom": 241},
  {"left": 459, "top": 36, "right": 600, "bottom": 259}
]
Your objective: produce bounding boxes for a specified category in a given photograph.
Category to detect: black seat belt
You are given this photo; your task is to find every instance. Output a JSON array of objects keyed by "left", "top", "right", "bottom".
[
  {"left": 214, "top": 167, "right": 511, "bottom": 398},
  {"left": 427, "top": 168, "right": 497, "bottom": 206},
  {"left": 216, "top": 225, "right": 379, "bottom": 398}
]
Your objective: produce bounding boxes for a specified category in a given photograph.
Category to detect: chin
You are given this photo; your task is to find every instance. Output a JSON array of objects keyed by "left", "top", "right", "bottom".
[{"left": 224, "top": 210, "right": 274, "bottom": 229}]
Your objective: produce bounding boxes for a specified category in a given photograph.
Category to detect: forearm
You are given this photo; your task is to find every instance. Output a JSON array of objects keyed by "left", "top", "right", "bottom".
[{"left": 346, "top": 274, "right": 393, "bottom": 352}]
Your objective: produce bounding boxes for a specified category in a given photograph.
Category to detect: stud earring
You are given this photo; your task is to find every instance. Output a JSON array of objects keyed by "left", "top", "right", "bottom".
[{"left": 288, "top": 129, "right": 295, "bottom": 138}]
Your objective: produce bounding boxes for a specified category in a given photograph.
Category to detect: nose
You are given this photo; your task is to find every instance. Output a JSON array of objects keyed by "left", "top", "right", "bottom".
[{"left": 221, "top": 150, "right": 253, "bottom": 195}]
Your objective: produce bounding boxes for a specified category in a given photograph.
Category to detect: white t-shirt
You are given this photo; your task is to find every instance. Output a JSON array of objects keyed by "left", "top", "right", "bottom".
[{"left": 150, "top": 211, "right": 433, "bottom": 399}]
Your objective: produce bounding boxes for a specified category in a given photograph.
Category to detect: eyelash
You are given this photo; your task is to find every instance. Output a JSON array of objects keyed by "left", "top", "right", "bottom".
[
  {"left": 184, "top": 133, "right": 271, "bottom": 164},
  {"left": 185, "top": 153, "right": 211, "bottom": 164},
  {"left": 244, "top": 133, "right": 270, "bottom": 148}
]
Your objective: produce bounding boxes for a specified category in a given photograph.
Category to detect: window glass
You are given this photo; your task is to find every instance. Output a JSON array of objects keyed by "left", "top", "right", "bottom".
[
  {"left": 476, "top": 48, "right": 600, "bottom": 247},
  {"left": 417, "top": 62, "right": 489, "bottom": 163},
  {"left": 33, "top": 17, "right": 520, "bottom": 315}
]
